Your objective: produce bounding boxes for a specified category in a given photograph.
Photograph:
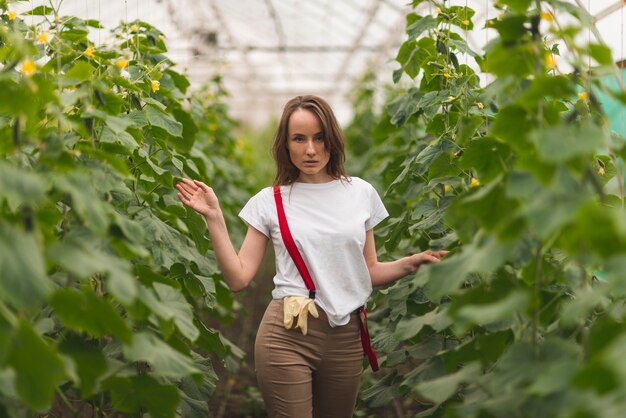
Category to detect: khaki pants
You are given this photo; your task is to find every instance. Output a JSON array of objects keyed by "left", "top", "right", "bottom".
[{"left": 255, "top": 299, "right": 363, "bottom": 418}]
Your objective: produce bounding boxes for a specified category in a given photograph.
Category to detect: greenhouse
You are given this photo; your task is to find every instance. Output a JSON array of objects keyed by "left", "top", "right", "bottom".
[{"left": 1, "top": 0, "right": 625, "bottom": 417}]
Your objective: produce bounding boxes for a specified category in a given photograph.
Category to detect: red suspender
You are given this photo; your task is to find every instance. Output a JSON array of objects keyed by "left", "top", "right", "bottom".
[
  {"left": 273, "top": 186, "right": 316, "bottom": 299},
  {"left": 272, "top": 185, "right": 380, "bottom": 372},
  {"left": 356, "top": 307, "right": 380, "bottom": 371}
]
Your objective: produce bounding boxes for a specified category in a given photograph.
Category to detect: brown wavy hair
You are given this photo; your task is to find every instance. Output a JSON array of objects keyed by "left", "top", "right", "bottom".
[{"left": 272, "top": 95, "right": 348, "bottom": 185}]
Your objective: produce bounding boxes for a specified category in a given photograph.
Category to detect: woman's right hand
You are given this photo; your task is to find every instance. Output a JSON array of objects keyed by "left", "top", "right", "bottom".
[{"left": 176, "top": 178, "right": 220, "bottom": 218}]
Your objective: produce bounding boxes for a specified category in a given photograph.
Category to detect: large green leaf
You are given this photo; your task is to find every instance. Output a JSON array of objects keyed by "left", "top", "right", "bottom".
[
  {"left": 46, "top": 233, "right": 137, "bottom": 305},
  {"left": 58, "top": 335, "right": 109, "bottom": 398},
  {"left": 420, "top": 233, "right": 518, "bottom": 300},
  {"left": 104, "top": 374, "right": 180, "bottom": 418},
  {"left": 406, "top": 15, "right": 437, "bottom": 39},
  {"left": 530, "top": 123, "right": 606, "bottom": 163},
  {"left": 0, "top": 162, "right": 48, "bottom": 212},
  {"left": 177, "top": 353, "right": 217, "bottom": 417},
  {"left": 7, "top": 321, "right": 66, "bottom": 411},
  {"left": 414, "top": 362, "right": 482, "bottom": 404},
  {"left": 145, "top": 105, "right": 183, "bottom": 137},
  {"left": 123, "top": 332, "right": 200, "bottom": 379},
  {"left": 0, "top": 224, "right": 50, "bottom": 310},
  {"left": 51, "top": 172, "right": 110, "bottom": 235},
  {"left": 138, "top": 283, "right": 199, "bottom": 341},
  {"left": 50, "top": 288, "right": 133, "bottom": 344},
  {"left": 137, "top": 212, "right": 217, "bottom": 276}
]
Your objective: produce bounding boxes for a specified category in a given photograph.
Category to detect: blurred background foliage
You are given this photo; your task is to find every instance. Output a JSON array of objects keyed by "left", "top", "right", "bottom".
[{"left": 0, "top": 1, "right": 257, "bottom": 416}]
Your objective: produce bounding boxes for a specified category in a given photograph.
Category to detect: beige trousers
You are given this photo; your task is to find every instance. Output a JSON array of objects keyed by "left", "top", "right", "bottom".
[{"left": 255, "top": 299, "right": 363, "bottom": 418}]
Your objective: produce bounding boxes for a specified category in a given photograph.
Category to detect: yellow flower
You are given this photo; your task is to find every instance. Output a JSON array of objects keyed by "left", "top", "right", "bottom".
[
  {"left": 435, "top": 7, "right": 441, "bottom": 14},
  {"left": 444, "top": 184, "right": 451, "bottom": 192},
  {"left": 578, "top": 91, "right": 588, "bottom": 101},
  {"left": 37, "top": 31, "right": 50, "bottom": 44},
  {"left": 470, "top": 177, "right": 480, "bottom": 188},
  {"left": 462, "top": 19, "right": 470, "bottom": 26},
  {"left": 545, "top": 54, "right": 556, "bottom": 70},
  {"left": 21, "top": 59, "right": 36, "bottom": 76},
  {"left": 84, "top": 46, "right": 94, "bottom": 58},
  {"left": 130, "top": 24, "right": 139, "bottom": 32},
  {"left": 443, "top": 72, "right": 451, "bottom": 78},
  {"left": 541, "top": 11, "right": 553, "bottom": 21},
  {"left": 476, "top": 102, "right": 485, "bottom": 110},
  {"left": 151, "top": 79, "right": 160, "bottom": 92},
  {"left": 8, "top": 10, "right": 17, "bottom": 20},
  {"left": 159, "top": 35, "right": 165, "bottom": 41},
  {"left": 116, "top": 59, "right": 128, "bottom": 69}
]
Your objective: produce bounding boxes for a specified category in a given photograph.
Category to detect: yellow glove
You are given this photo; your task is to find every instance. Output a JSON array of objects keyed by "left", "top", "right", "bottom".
[{"left": 283, "top": 296, "right": 319, "bottom": 336}]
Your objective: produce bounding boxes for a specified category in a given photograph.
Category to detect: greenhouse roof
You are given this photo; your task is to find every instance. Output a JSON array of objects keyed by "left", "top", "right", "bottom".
[{"left": 12, "top": 0, "right": 626, "bottom": 127}]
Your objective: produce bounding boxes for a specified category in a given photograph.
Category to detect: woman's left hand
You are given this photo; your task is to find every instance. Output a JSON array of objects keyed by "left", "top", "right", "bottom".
[{"left": 406, "top": 250, "right": 448, "bottom": 273}]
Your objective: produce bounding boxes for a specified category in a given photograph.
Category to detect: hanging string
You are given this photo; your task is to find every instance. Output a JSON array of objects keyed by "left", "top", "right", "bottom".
[
  {"left": 620, "top": 0, "right": 626, "bottom": 136},
  {"left": 484, "top": 0, "right": 488, "bottom": 87},
  {"left": 587, "top": 0, "right": 591, "bottom": 81},
  {"left": 464, "top": 0, "right": 468, "bottom": 72}
]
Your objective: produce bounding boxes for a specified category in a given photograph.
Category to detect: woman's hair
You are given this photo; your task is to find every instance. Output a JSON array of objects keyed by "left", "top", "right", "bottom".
[{"left": 272, "top": 95, "right": 348, "bottom": 185}]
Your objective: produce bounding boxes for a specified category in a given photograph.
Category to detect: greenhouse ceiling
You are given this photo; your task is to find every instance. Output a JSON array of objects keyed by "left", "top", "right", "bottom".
[{"left": 11, "top": 0, "right": 626, "bottom": 127}]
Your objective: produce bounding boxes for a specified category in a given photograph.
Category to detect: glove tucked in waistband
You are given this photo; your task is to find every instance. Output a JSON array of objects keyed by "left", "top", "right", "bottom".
[{"left": 283, "top": 296, "right": 319, "bottom": 335}]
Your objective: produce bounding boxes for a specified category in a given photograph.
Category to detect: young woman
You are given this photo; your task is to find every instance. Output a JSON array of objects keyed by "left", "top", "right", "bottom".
[{"left": 176, "top": 95, "right": 446, "bottom": 418}]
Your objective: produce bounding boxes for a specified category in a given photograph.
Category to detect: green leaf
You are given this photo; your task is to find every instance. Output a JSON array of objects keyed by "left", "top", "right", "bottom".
[
  {"left": 589, "top": 43, "right": 613, "bottom": 66},
  {"left": 46, "top": 233, "right": 137, "bottom": 305},
  {"left": 456, "top": 114, "right": 484, "bottom": 144},
  {"left": 395, "top": 41, "right": 421, "bottom": 79},
  {"left": 123, "top": 332, "right": 200, "bottom": 379},
  {"left": 530, "top": 122, "right": 606, "bottom": 163},
  {"left": 137, "top": 212, "right": 217, "bottom": 276},
  {"left": 22, "top": 5, "right": 54, "bottom": 15},
  {"left": 50, "top": 288, "right": 133, "bottom": 344},
  {"left": 456, "top": 290, "right": 530, "bottom": 330},
  {"left": 64, "top": 61, "right": 96, "bottom": 83},
  {"left": 148, "top": 283, "right": 199, "bottom": 341},
  {"left": 145, "top": 105, "right": 183, "bottom": 137},
  {"left": 7, "top": 321, "right": 66, "bottom": 411},
  {"left": 497, "top": 0, "right": 532, "bottom": 14},
  {"left": 0, "top": 162, "right": 48, "bottom": 212},
  {"left": 387, "top": 88, "right": 424, "bottom": 126},
  {"left": 491, "top": 105, "right": 533, "bottom": 149},
  {"left": 58, "top": 335, "right": 108, "bottom": 398},
  {"left": 414, "top": 362, "right": 482, "bottom": 404},
  {"left": 484, "top": 42, "right": 535, "bottom": 78},
  {"left": 178, "top": 353, "right": 218, "bottom": 417},
  {"left": 194, "top": 321, "right": 228, "bottom": 357},
  {"left": 99, "top": 126, "right": 139, "bottom": 153},
  {"left": 422, "top": 233, "right": 517, "bottom": 300},
  {"left": 104, "top": 374, "right": 180, "bottom": 418},
  {"left": 0, "top": 224, "right": 51, "bottom": 310},
  {"left": 459, "top": 137, "right": 511, "bottom": 182},
  {"left": 407, "top": 15, "right": 437, "bottom": 39},
  {"left": 394, "top": 308, "right": 450, "bottom": 340},
  {"left": 52, "top": 172, "right": 110, "bottom": 234}
]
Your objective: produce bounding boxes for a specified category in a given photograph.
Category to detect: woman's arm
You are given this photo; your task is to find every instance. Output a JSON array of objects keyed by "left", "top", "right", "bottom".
[
  {"left": 176, "top": 178, "right": 268, "bottom": 292},
  {"left": 363, "top": 229, "right": 447, "bottom": 287}
]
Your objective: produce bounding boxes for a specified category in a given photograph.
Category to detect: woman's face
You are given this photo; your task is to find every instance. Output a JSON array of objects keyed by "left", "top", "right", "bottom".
[{"left": 287, "top": 108, "right": 332, "bottom": 183}]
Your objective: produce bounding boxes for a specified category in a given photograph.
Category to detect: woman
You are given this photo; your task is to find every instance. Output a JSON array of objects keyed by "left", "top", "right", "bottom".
[{"left": 176, "top": 95, "right": 446, "bottom": 418}]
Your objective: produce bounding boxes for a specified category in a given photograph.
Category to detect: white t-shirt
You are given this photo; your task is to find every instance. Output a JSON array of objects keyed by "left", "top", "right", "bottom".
[{"left": 238, "top": 177, "right": 389, "bottom": 327}]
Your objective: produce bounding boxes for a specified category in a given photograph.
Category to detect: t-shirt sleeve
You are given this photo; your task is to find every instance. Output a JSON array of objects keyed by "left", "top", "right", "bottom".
[
  {"left": 238, "top": 188, "right": 272, "bottom": 238},
  {"left": 365, "top": 183, "right": 389, "bottom": 230}
]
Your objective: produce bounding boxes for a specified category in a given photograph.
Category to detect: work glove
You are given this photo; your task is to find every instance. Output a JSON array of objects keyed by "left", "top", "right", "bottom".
[{"left": 283, "top": 296, "right": 319, "bottom": 336}]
